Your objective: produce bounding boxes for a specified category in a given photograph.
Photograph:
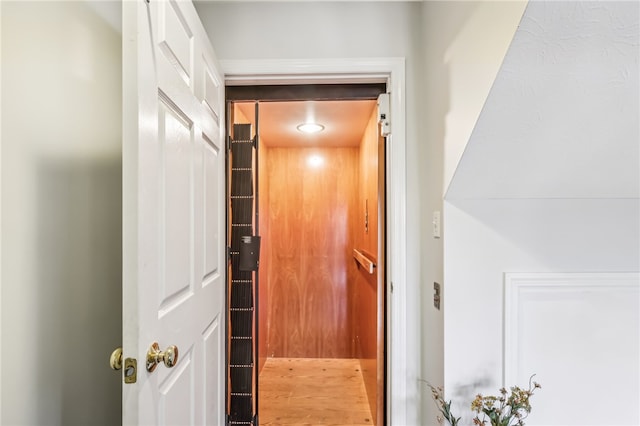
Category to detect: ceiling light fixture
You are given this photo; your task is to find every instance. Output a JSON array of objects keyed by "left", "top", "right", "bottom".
[{"left": 297, "top": 123, "right": 325, "bottom": 134}]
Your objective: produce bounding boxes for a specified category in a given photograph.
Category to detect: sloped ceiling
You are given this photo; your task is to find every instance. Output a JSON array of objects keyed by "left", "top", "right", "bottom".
[{"left": 445, "top": 1, "right": 639, "bottom": 200}]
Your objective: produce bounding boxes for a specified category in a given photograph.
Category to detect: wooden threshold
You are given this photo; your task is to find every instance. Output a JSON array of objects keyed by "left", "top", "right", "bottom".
[{"left": 258, "top": 358, "right": 373, "bottom": 426}]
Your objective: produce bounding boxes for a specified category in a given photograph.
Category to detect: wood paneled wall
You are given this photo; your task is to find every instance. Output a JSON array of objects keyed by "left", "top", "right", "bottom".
[
  {"left": 251, "top": 102, "right": 382, "bottom": 423},
  {"left": 352, "top": 108, "right": 382, "bottom": 424},
  {"left": 258, "top": 134, "right": 269, "bottom": 374},
  {"left": 261, "top": 147, "right": 359, "bottom": 358}
]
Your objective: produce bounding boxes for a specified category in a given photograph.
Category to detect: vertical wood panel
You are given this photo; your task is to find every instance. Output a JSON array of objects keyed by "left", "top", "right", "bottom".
[
  {"left": 353, "top": 109, "right": 381, "bottom": 423},
  {"left": 258, "top": 135, "right": 269, "bottom": 373},
  {"left": 264, "top": 147, "right": 358, "bottom": 358},
  {"left": 375, "top": 126, "right": 386, "bottom": 426}
]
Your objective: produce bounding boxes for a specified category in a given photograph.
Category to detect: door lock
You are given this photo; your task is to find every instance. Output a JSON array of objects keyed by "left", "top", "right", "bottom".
[
  {"left": 110, "top": 346, "right": 137, "bottom": 383},
  {"left": 146, "top": 342, "right": 179, "bottom": 372},
  {"left": 109, "top": 347, "right": 123, "bottom": 370}
]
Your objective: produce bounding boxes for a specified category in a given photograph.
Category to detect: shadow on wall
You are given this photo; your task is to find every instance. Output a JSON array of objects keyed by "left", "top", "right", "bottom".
[
  {"left": 418, "top": 2, "right": 480, "bottom": 422},
  {"left": 35, "top": 158, "right": 122, "bottom": 425},
  {"left": 447, "top": 198, "right": 640, "bottom": 271},
  {"left": 1, "top": 1, "right": 123, "bottom": 424}
]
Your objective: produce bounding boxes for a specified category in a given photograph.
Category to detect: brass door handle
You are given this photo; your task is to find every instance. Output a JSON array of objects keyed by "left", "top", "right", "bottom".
[
  {"left": 110, "top": 347, "right": 123, "bottom": 370},
  {"left": 146, "top": 342, "right": 179, "bottom": 372}
]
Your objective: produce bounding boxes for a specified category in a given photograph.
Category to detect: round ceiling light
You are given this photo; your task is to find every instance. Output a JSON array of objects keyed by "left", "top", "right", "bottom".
[{"left": 297, "top": 123, "right": 325, "bottom": 134}]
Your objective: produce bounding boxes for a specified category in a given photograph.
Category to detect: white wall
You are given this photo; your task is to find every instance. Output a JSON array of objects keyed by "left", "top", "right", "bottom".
[
  {"left": 194, "top": 2, "right": 425, "bottom": 423},
  {"left": 446, "top": 1, "right": 639, "bottom": 201},
  {"left": 444, "top": 199, "right": 640, "bottom": 423},
  {"left": 0, "top": 3, "right": 4, "bottom": 421},
  {"left": 196, "top": 2, "right": 419, "bottom": 61},
  {"left": 1, "top": 2, "right": 122, "bottom": 424},
  {"left": 442, "top": 2, "right": 640, "bottom": 424},
  {"left": 419, "top": 3, "right": 473, "bottom": 423},
  {"left": 419, "top": 1, "right": 526, "bottom": 423},
  {"left": 439, "top": 1, "right": 526, "bottom": 194}
]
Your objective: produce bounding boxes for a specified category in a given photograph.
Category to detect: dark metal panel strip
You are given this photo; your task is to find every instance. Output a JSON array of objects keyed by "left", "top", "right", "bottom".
[
  {"left": 227, "top": 120, "right": 258, "bottom": 425},
  {"left": 226, "top": 83, "right": 387, "bottom": 102}
]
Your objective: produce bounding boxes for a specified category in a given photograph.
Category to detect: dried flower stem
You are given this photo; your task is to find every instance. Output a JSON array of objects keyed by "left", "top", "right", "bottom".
[{"left": 423, "top": 381, "right": 461, "bottom": 426}]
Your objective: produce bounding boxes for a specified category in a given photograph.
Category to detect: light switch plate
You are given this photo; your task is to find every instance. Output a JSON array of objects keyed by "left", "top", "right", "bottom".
[{"left": 432, "top": 211, "right": 441, "bottom": 238}]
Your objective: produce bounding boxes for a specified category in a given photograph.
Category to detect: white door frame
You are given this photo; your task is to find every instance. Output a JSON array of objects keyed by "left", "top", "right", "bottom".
[
  {"left": 0, "top": 4, "right": 4, "bottom": 420},
  {"left": 221, "top": 57, "right": 413, "bottom": 425}
]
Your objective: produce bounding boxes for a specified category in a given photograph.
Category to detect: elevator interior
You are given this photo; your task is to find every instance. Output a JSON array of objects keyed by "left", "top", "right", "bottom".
[{"left": 228, "top": 89, "right": 386, "bottom": 424}]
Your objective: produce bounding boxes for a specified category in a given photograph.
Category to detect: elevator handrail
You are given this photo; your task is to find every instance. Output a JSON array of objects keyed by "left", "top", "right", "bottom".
[{"left": 353, "top": 249, "right": 376, "bottom": 274}]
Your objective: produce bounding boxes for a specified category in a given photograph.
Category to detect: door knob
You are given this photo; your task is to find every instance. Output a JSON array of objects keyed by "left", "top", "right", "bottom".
[
  {"left": 146, "top": 342, "right": 179, "bottom": 372},
  {"left": 110, "top": 347, "right": 123, "bottom": 370}
]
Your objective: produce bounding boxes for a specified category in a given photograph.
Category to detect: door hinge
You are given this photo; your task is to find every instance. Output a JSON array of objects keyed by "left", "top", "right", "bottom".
[
  {"left": 227, "top": 135, "right": 232, "bottom": 151},
  {"left": 377, "top": 93, "right": 391, "bottom": 137}
]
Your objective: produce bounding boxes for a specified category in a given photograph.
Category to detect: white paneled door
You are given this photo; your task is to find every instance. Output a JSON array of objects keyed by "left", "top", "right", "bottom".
[{"left": 123, "top": 0, "right": 225, "bottom": 425}]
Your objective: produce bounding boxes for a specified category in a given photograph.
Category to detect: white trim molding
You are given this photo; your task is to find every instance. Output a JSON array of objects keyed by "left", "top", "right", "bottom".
[
  {"left": 221, "top": 57, "right": 411, "bottom": 425},
  {"left": 504, "top": 272, "right": 640, "bottom": 423},
  {"left": 0, "top": 2, "right": 4, "bottom": 419}
]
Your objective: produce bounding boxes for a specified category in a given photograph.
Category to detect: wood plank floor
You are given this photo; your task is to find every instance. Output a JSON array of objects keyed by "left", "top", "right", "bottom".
[{"left": 258, "top": 358, "right": 373, "bottom": 426}]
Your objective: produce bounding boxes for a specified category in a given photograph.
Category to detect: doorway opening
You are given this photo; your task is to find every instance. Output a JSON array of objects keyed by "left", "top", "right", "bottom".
[{"left": 226, "top": 84, "right": 387, "bottom": 425}]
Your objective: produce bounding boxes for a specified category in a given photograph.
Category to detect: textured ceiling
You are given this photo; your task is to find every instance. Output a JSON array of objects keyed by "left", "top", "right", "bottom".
[
  {"left": 235, "top": 100, "right": 377, "bottom": 148},
  {"left": 446, "top": 1, "right": 639, "bottom": 199}
]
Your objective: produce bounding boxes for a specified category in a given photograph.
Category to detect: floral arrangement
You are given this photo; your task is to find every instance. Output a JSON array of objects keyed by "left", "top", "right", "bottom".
[{"left": 428, "top": 376, "right": 541, "bottom": 426}]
